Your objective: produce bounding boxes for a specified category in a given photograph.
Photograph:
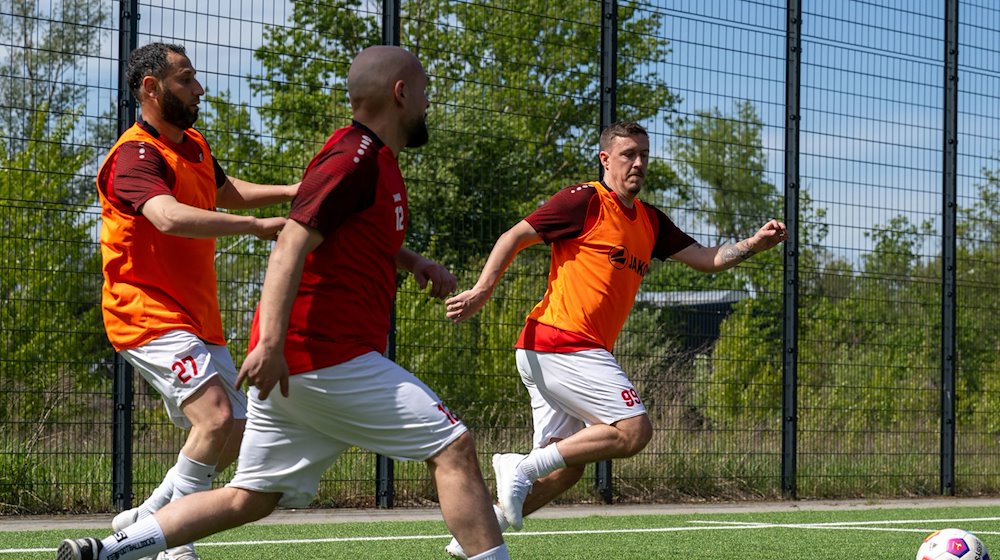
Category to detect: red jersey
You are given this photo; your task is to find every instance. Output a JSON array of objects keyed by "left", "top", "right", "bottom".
[
  {"left": 515, "top": 181, "right": 696, "bottom": 352},
  {"left": 249, "top": 122, "right": 407, "bottom": 374}
]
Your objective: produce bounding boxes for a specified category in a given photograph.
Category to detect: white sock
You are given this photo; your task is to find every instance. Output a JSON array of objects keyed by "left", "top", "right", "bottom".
[
  {"left": 136, "top": 466, "right": 176, "bottom": 518},
  {"left": 101, "top": 515, "right": 166, "bottom": 560},
  {"left": 493, "top": 504, "right": 510, "bottom": 532},
  {"left": 169, "top": 453, "right": 216, "bottom": 502},
  {"left": 468, "top": 543, "right": 510, "bottom": 560},
  {"left": 518, "top": 444, "right": 566, "bottom": 482}
]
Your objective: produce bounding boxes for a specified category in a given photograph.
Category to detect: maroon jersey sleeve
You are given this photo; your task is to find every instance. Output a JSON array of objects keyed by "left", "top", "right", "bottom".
[
  {"left": 110, "top": 142, "right": 174, "bottom": 212},
  {"left": 110, "top": 141, "right": 226, "bottom": 213},
  {"left": 645, "top": 205, "right": 697, "bottom": 260},
  {"left": 524, "top": 183, "right": 600, "bottom": 244},
  {"left": 211, "top": 156, "right": 226, "bottom": 189},
  {"left": 289, "top": 140, "right": 379, "bottom": 236}
]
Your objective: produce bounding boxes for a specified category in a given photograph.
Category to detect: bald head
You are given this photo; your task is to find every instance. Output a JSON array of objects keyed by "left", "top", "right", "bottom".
[{"left": 347, "top": 46, "right": 424, "bottom": 111}]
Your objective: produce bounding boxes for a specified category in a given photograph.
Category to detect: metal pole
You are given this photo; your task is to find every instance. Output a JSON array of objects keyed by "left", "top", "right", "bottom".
[
  {"left": 595, "top": 0, "right": 618, "bottom": 504},
  {"left": 112, "top": 0, "right": 139, "bottom": 512},
  {"left": 382, "top": 0, "right": 401, "bottom": 47},
  {"left": 781, "top": 0, "right": 802, "bottom": 500},
  {"left": 375, "top": 0, "right": 401, "bottom": 508},
  {"left": 940, "top": 0, "right": 959, "bottom": 497}
]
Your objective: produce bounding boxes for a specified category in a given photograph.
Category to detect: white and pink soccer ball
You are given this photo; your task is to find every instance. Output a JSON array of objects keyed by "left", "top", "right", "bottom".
[{"left": 917, "top": 528, "right": 991, "bottom": 560}]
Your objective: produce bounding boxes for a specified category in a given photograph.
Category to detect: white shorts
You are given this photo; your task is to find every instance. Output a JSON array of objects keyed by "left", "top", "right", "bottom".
[
  {"left": 120, "top": 330, "right": 247, "bottom": 430},
  {"left": 516, "top": 348, "right": 647, "bottom": 449},
  {"left": 227, "top": 351, "right": 468, "bottom": 507}
]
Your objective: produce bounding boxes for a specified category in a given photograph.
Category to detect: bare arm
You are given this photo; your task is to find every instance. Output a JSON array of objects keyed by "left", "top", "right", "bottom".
[
  {"left": 216, "top": 176, "right": 300, "bottom": 210},
  {"left": 396, "top": 247, "right": 458, "bottom": 299},
  {"left": 235, "top": 219, "right": 324, "bottom": 399},
  {"left": 672, "top": 219, "right": 787, "bottom": 273},
  {"left": 141, "top": 194, "right": 285, "bottom": 240},
  {"left": 445, "top": 219, "right": 542, "bottom": 322}
]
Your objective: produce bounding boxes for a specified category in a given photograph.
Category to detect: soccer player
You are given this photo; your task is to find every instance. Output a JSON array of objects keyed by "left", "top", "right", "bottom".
[
  {"left": 442, "top": 121, "right": 787, "bottom": 558},
  {"left": 96, "top": 43, "right": 296, "bottom": 560},
  {"left": 57, "top": 45, "right": 509, "bottom": 560}
]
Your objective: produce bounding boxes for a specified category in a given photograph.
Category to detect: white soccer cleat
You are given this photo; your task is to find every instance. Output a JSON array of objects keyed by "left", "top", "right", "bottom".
[
  {"left": 158, "top": 544, "right": 200, "bottom": 560},
  {"left": 445, "top": 538, "right": 468, "bottom": 559},
  {"left": 446, "top": 503, "right": 509, "bottom": 558},
  {"left": 111, "top": 506, "right": 142, "bottom": 531},
  {"left": 492, "top": 452, "right": 532, "bottom": 531}
]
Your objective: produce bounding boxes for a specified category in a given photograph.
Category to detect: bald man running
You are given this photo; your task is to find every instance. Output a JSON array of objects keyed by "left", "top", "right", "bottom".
[{"left": 56, "top": 45, "right": 509, "bottom": 560}]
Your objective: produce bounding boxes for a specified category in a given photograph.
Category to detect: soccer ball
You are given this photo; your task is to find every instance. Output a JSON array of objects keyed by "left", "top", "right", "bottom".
[{"left": 917, "top": 528, "right": 991, "bottom": 560}]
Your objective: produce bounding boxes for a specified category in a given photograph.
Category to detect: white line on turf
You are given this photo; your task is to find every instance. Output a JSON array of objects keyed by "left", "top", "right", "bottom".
[{"left": 6, "top": 517, "right": 1000, "bottom": 554}]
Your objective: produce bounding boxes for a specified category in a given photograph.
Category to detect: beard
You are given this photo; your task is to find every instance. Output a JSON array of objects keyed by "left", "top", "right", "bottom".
[
  {"left": 405, "top": 114, "right": 429, "bottom": 148},
  {"left": 161, "top": 87, "right": 199, "bottom": 130}
]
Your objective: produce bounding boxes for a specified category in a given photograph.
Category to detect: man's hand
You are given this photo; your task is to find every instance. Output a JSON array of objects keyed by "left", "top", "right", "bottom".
[
  {"left": 252, "top": 216, "right": 287, "bottom": 241},
  {"left": 445, "top": 287, "right": 491, "bottom": 323},
  {"left": 236, "top": 344, "right": 290, "bottom": 399},
  {"left": 751, "top": 219, "right": 788, "bottom": 252},
  {"left": 411, "top": 257, "right": 457, "bottom": 299}
]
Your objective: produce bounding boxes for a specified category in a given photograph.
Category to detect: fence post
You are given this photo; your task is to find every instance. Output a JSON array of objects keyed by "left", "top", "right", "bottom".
[
  {"left": 374, "top": 0, "right": 402, "bottom": 510},
  {"left": 940, "top": 0, "right": 959, "bottom": 497},
  {"left": 781, "top": 0, "right": 802, "bottom": 500},
  {"left": 112, "top": 0, "right": 139, "bottom": 512},
  {"left": 595, "top": 0, "right": 617, "bottom": 505}
]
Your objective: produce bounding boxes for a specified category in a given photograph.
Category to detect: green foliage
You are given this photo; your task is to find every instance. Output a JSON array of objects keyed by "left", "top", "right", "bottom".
[
  {"left": 239, "top": 0, "right": 677, "bottom": 267},
  {"left": 1, "top": 0, "right": 112, "bottom": 428},
  {"left": 401, "top": 1, "right": 677, "bottom": 264},
  {"left": 251, "top": 0, "right": 379, "bottom": 168},
  {"left": 397, "top": 250, "right": 548, "bottom": 427},
  {"left": 672, "top": 101, "right": 782, "bottom": 245},
  {"left": 0, "top": 0, "right": 108, "bottom": 169},
  {"left": 692, "top": 294, "right": 783, "bottom": 428}
]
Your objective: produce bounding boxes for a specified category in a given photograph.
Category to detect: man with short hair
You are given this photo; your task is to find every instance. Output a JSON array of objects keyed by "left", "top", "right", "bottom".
[
  {"left": 96, "top": 42, "right": 296, "bottom": 560},
  {"left": 442, "top": 120, "right": 786, "bottom": 558},
  {"left": 57, "top": 45, "right": 508, "bottom": 560}
]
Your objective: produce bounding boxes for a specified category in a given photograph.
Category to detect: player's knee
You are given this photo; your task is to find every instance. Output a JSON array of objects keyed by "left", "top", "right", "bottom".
[
  {"left": 186, "top": 408, "right": 236, "bottom": 442},
  {"left": 230, "top": 488, "right": 279, "bottom": 522},
  {"left": 619, "top": 416, "right": 653, "bottom": 456},
  {"left": 430, "top": 431, "right": 478, "bottom": 469}
]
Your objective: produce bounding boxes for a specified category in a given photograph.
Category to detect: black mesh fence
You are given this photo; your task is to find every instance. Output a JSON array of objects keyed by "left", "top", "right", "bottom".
[{"left": 2, "top": 0, "right": 998, "bottom": 514}]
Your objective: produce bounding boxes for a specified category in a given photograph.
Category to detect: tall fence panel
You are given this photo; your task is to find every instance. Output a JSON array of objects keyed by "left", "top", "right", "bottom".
[
  {"left": 955, "top": 1, "right": 1000, "bottom": 495},
  {"left": 796, "top": 2, "right": 945, "bottom": 497},
  {"left": 3, "top": 0, "right": 1000, "bottom": 514},
  {"left": 394, "top": 0, "right": 607, "bottom": 505},
  {"left": 622, "top": 0, "right": 788, "bottom": 501},
  {"left": 1, "top": 0, "right": 118, "bottom": 513}
]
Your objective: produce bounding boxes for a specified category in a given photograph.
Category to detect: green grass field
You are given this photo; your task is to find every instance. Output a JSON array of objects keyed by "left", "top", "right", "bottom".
[{"left": 3, "top": 504, "right": 1000, "bottom": 559}]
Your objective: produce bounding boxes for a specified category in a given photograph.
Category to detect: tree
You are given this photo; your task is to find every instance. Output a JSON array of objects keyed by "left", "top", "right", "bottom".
[
  {"left": 0, "top": 0, "right": 112, "bottom": 401},
  {"left": 245, "top": 0, "right": 678, "bottom": 266},
  {"left": 671, "top": 101, "right": 781, "bottom": 244},
  {"left": 198, "top": 92, "right": 299, "bottom": 350},
  {"left": 0, "top": 0, "right": 112, "bottom": 513}
]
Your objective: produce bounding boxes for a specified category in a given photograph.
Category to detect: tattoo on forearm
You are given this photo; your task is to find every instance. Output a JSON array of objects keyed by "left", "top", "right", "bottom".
[{"left": 720, "top": 242, "right": 756, "bottom": 264}]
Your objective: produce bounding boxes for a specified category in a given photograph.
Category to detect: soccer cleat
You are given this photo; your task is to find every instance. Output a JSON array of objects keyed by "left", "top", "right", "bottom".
[
  {"left": 111, "top": 506, "right": 142, "bottom": 531},
  {"left": 56, "top": 537, "right": 103, "bottom": 560},
  {"left": 492, "top": 453, "right": 532, "bottom": 531},
  {"left": 445, "top": 503, "right": 509, "bottom": 558},
  {"left": 158, "top": 544, "right": 200, "bottom": 560},
  {"left": 445, "top": 538, "right": 468, "bottom": 559}
]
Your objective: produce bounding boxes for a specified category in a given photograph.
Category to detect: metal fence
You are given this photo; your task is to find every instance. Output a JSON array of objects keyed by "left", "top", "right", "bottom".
[{"left": 2, "top": 0, "right": 999, "bottom": 514}]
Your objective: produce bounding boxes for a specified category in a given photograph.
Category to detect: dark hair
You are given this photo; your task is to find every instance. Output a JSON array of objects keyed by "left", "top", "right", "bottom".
[
  {"left": 599, "top": 121, "right": 648, "bottom": 151},
  {"left": 126, "top": 42, "right": 187, "bottom": 98}
]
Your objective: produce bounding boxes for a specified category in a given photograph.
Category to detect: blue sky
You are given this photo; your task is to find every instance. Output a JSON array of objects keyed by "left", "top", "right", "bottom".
[{"left": 644, "top": 0, "right": 999, "bottom": 264}]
